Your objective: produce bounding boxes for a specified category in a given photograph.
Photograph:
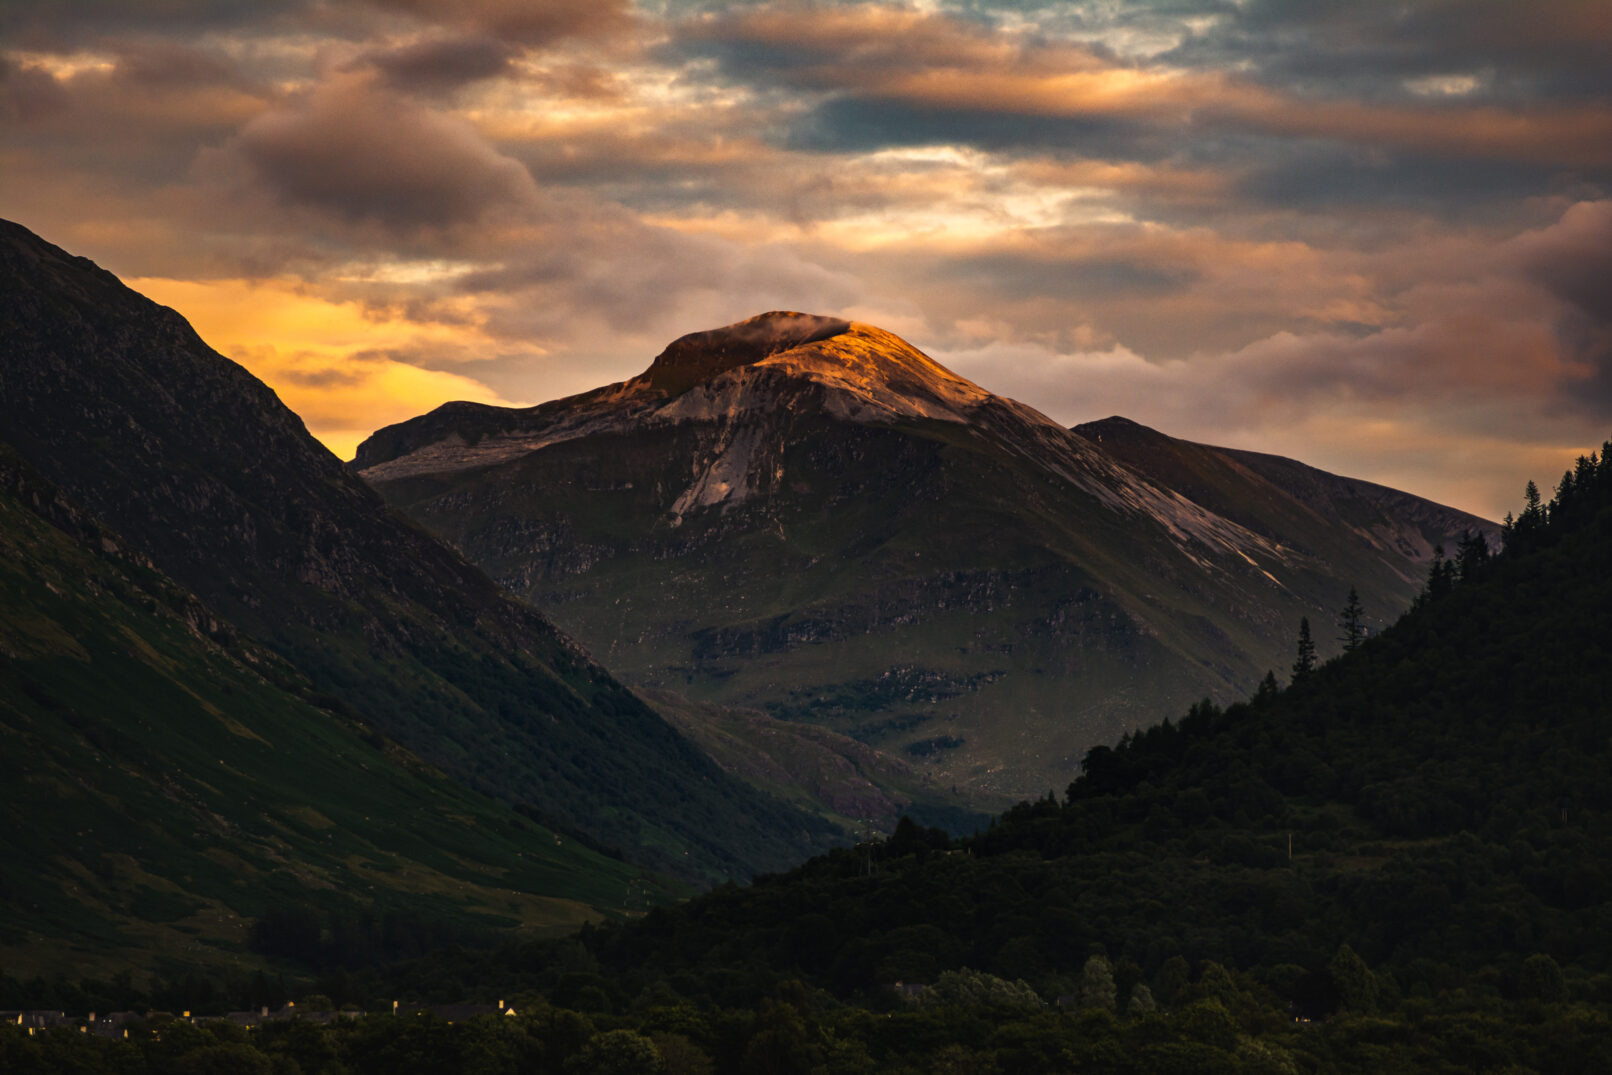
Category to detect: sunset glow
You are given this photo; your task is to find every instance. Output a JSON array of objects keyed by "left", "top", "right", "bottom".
[{"left": 5, "top": 0, "right": 1610, "bottom": 517}]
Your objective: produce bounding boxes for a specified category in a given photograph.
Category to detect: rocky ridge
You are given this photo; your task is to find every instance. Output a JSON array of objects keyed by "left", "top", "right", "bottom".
[{"left": 358, "top": 313, "right": 1497, "bottom": 797}]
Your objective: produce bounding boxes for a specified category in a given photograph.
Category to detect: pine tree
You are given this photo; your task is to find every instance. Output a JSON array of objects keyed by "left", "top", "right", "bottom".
[
  {"left": 1423, "top": 545, "right": 1452, "bottom": 603},
  {"left": 1292, "top": 618, "right": 1317, "bottom": 681},
  {"left": 1338, "top": 587, "right": 1364, "bottom": 652},
  {"left": 1455, "top": 529, "right": 1490, "bottom": 582}
]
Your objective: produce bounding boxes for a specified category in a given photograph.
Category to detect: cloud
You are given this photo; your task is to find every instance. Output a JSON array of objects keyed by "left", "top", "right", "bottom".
[
  {"left": 923, "top": 201, "right": 1612, "bottom": 518},
  {"left": 0, "top": 54, "right": 69, "bottom": 121},
  {"left": 355, "top": 35, "right": 520, "bottom": 93},
  {"left": 362, "top": 0, "right": 632, "bottom": 46},
  {"left": 127, "top": 274, "right": 528, "bottom": 460},
  {"left": 1511, "top": 200, "right": 1612, "bottom": 415},
  {"left": 1161, "top": 0, "right": 1612, "bottom": 104},
  {"left": 680, "top": 1, "right": 1612, "bottom": 211},
  {"left": 0, "top": 0, "right": 307, "bottom": 50},
  {"left": 7, "top": 0, "right": 1609, "bottom": 524},
  {"left": 0, "top": 43, "right": 269, "bottom": 195},
  {"left": 202, "top": 72, "right": 540, "bottom": 233}
]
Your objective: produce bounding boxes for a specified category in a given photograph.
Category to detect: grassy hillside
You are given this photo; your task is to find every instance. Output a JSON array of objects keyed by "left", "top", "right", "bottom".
[
  {"left": 0, "top": 217, "right": 837, "bottom": 885},
  {"left": 0, "top": 449, "right": 682, "bottom": 981},
  {"left": 640, "top": 688, "right": 999, "bottom": 836}
]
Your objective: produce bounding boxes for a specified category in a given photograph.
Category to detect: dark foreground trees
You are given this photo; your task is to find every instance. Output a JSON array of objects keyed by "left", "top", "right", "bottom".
[{"left": 7, "top": 972, "right": 1612, "bottom": 1075}]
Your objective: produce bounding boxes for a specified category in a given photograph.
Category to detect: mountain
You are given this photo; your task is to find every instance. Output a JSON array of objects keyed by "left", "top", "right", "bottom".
[
  {"left": 640, "top": 689, "right": 990, "bottom": 836},
  {"left": 0, "top": 446, "right": 682, "bottom": 979},
  {"left": 0, "top": 219, "right": 836, "bottom": 887},
  {"left": 382, "top": 445, "right": 1610, "bottom": 1073},
  {"left": 355, "top": 312, "right": 1494, "bottom": 799},
  {"left": 1072, "top": 416, "right": 1481, "bottom": 571}
]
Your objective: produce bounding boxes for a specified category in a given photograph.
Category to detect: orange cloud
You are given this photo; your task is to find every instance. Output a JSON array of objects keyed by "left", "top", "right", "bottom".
[{"left": 128, "top": 276, "right": 524, "bottom": 460}]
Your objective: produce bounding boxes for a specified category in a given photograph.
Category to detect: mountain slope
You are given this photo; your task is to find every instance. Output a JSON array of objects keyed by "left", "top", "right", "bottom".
[
  {"left": 1073, "top": 416, "right": 1479, "bottom": 568},
  {"left": 640, "top": 688, "right": 991, "bottom": 836},
  {"left": 356, "top": 312, "right": 1493, "bottom": 797},
  {"left": 0, "top": 447, "right": 680, "bottom": 979},
  {"left": 565, "top": 442, "right": 1612, "bottom": 1007},
  {"left": 0, "top": 219, "right": 835, "bottom": 884}
]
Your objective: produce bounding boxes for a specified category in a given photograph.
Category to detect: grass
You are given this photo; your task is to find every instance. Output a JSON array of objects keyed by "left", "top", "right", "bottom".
[{"left": 0, "top": 478, "right": 687, "bottom": 983}]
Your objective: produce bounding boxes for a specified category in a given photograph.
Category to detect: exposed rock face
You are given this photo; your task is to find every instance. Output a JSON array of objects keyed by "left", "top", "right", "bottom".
[
  {"left": 642, "top": 312, "right": 852, "bottom": 396},
  {"left": 358, "top": 314, "right": 1497, "bottom": 798},
  {"left": 0, "top": 219, "right": 835, "bottom": 882}
]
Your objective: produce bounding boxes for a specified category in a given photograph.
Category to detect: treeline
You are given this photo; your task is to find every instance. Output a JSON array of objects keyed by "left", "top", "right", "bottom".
[
  {"left": 0, "top": 969, "right": 290, "bottom": 1023},
  {"left": 5, "top": 967, "right": 1612, "bottom": 1074}
]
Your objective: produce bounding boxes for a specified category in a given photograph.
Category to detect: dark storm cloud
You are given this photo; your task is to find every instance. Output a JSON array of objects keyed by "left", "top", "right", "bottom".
[
  {"left": 791, "top": 96, "right": 1161, "bottom": 159},
  {"left": 674, "top": 1, "right": 1612, "bottom": 225},
  {"left": 941, "top": 252, "right": 1199, "bottom": 301},
  {"left": 1159, "top": 0, "right": 1612, "bottom": 103},
  {"left": 209, "top": 74, "right": 539, "bottom": 232},
  {"left": 105, "top": 38, "right": 246, "bottom": 89},
  {"left": 1233, "top": 145, "right": 1586, "bottom": 219},
  {"left": 0, "top": 0, "right": 309, "bottom": 49},
  {"left": 361, "top": 0, "right": 632, "bottom": 46},
  {"left": 1514, "top": 202, "right": 1612, "bottom": 417},
  {"left": 355, "top": 35, "right": 521, "bottom": 92},
  {"left": 3, "top": 40, "right": 268, "bottom": 189}
]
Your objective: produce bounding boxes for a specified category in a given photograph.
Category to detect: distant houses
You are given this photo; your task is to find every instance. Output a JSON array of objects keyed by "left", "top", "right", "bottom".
[{"left": 3, "top": 999, "right": 518, "bottom": 1037}]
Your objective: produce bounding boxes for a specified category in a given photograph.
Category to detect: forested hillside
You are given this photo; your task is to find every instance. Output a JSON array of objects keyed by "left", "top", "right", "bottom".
[{"left": 9, "top": 448, "right": 1610, "bottom": 1072}]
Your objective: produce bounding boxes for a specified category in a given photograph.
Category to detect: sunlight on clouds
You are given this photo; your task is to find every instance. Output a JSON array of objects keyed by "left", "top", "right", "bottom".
[
  {"left": 641, "top": 143, "right": 1135, "bottom": 250},
  {"left": 331, "top": 259, "right": 484, "bottom": 286},
  {"left": 128, "top": 276, "right": 523, "bottom": 460},
  {"left": 1404, "top": 75, "right": 1483, "bottom": 97},
  {"left": 9, "top": 50, "right": 117, "bottom": 78},
  {"left": 8, "top": 0, "right": 1611, "bottom": 520}
]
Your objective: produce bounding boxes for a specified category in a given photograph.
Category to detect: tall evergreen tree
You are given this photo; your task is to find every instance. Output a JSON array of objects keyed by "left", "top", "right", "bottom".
[
  {"left": 1338, "top": 587, "right": 1365, "bottom": 652},
  {"left": 1292, "top": 618, "right": 1317, "bottom": 680},
  {"left": 1423, "top": 545, "right": 1452, "bottom": 603},
  {"left": 1455, "top": 530, "right": 1490, "bottom": 582}
]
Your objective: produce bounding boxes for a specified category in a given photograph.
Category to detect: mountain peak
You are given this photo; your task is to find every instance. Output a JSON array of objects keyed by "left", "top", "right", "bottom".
[
  {"left": 354, "top": 312, "right": 1021, "bottom": 481},
  {"left": 633, "top": 312, "right": 1002, "bottom": 428},
  {"left": 641, "top": 311, "right": 852, "bottom": 396}
]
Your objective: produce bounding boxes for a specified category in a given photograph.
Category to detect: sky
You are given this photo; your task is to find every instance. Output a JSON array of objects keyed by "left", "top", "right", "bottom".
[{"left": 4, "top": 1, "right": 1611, "bottom": 520}]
